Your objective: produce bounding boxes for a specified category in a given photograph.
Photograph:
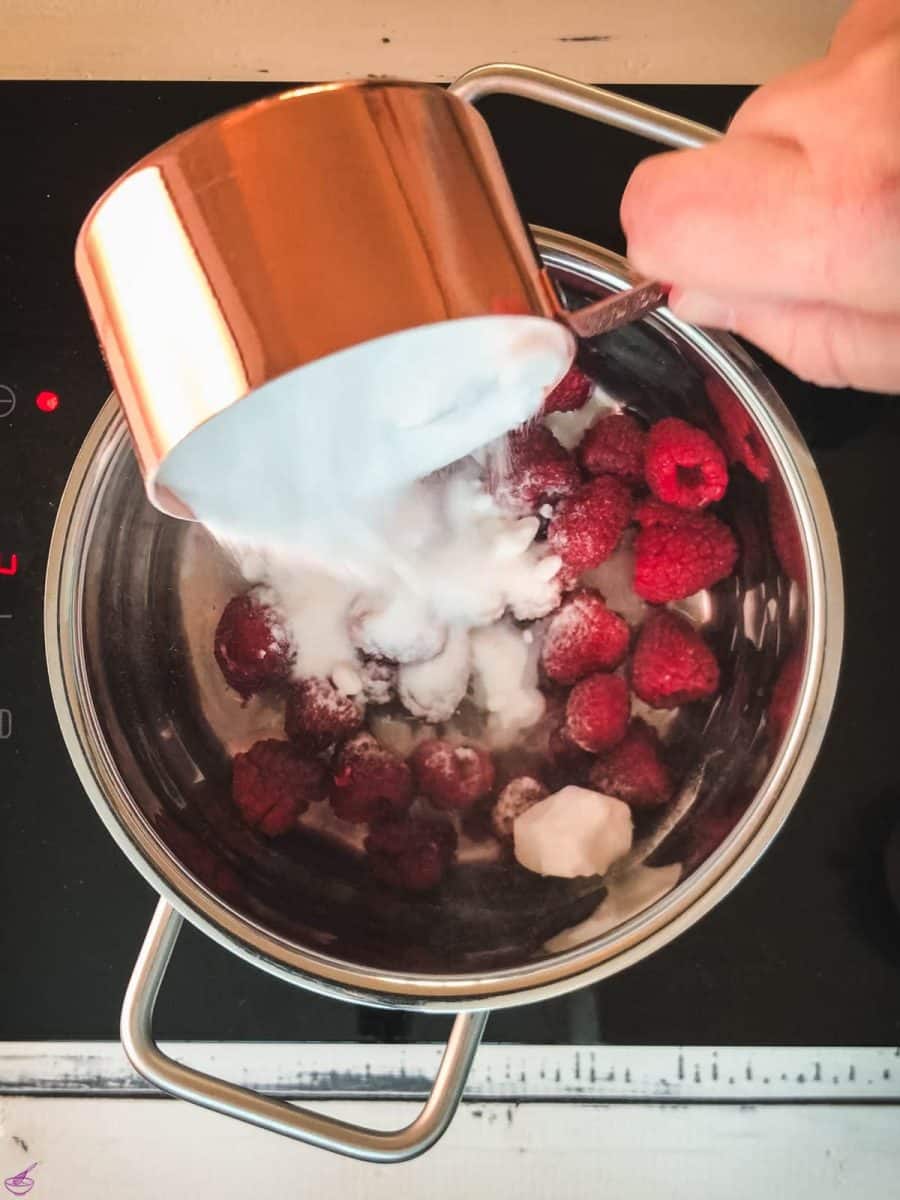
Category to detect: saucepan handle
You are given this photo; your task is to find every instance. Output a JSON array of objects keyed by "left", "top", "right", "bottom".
[
  {"left": 121, "top": 899, "right": 488, "bottom": 1163},
  {"left": 449, "top": 63, "right": 722, "bottom": 337}
]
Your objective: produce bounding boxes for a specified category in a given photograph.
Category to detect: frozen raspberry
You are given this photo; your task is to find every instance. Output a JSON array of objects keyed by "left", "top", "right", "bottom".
[
  {"left": 232, "top": 738, "right": 325, "bottom": 837},
  {"left": 542, "top": 366, "right": 594, "bottom": 414},
  {"left": 589, "top": 719, "right": 672, "bottom": 808},
  {"left": 767, "top": 475, "right": 806, "bottom": 586},
  {"left": 491, "top": 425, "right": 580, "bottom": 514},
  {"left": 565, "top": 673, "right": 629, "bottom": 753},
  {"left": 579, "top": 412, "right": 646, "bottom": 484},
  {"left": 284, "top": 677, "right": 364, "bottom": 751},
  {"left": 330, "top": 732, "right": 413, "bottom": 823},
  {"left": 214, "top": 590, "right": 293, "bottom": 698},
  {"left": 365, "top": 812, "right": 458, "bottom": 891},
  {"left": 631, "top": 612, "right": 719, "bottom": 709},
  {"left": 644, "top": 417, "right": 729, "bottom": 509},
  {"left": 548, "top": 475, "right": 633, "bottom": 583},
  {"left": 768, "top": 648, "right": 803, "bottom": 746},
  {"left": 412, "top": 739, "right": 496, "bottom": 812},
  {"left": 706, "top": 376, "right": 770, "bottom": 482},
  {"left": 541, "top": 589, "right": 630, "bottom": 684},
  {"left": 633, "top": 498, "right": 738, "bottom": 603},
  {"left": 491, "top": 776, "right": 549, "bottom": 840}
]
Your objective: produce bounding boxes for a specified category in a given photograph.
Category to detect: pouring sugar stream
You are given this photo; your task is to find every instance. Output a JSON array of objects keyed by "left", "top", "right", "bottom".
[{"left": 163, "top": 318, "right": 656, "bottom": 887}]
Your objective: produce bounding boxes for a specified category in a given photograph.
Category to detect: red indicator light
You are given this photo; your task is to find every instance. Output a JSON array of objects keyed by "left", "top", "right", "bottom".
[
  {"left": 35, "top": 390, "right": 59, "bottom": 413},
  {"left": 0, "top": 554, "right": 17, "bottom": 576}
]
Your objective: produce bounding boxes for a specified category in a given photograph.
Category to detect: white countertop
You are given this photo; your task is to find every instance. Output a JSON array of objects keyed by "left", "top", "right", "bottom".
[
  {"left": 3, "top": 1096, "right": 898, "bottom": 1198},
  {"left": 2, "top": 0, "right": 845, "bottom": 83}
]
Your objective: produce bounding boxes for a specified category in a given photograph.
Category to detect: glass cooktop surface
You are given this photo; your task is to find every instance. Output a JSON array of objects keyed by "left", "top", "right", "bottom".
[{"left": 1, "top": 82, "right": 899, "bottom": 1048}]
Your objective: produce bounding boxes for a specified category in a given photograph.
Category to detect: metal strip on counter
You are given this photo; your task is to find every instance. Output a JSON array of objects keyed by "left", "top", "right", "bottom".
[{"left": 1, "top": 1044, "right": 899, "bottom": 1103}]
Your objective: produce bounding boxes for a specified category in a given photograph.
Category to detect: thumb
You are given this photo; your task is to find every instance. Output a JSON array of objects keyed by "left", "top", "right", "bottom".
[{"left": 670, "top": 289, "right": 900, "bottom": 392}]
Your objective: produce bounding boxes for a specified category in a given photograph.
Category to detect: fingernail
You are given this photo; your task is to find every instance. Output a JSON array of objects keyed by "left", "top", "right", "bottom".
[{"left": 670, "top": 290, "right": 735, "bottom": 329}]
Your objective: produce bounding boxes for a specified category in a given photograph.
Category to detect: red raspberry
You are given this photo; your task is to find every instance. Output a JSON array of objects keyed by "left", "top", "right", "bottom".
[
  {"left": 491, "top": 425, "right": 580, "bottom": 513},
  {"left": 589, "top": 719, "right": 672, "bottom": 808},
  {"left": 214, "top": 591, "right": 293, "bottom": 698},
  {"left": 541, "top": 589, "right": 630, "bottom": 684},
  {"left": 644, "top": 417, "right": 729, "bottom": 509},
  {"left": 548, "top": 475, "right": 633, "bottom": 582},
  {"left": 365, "top": 812, "right": 458, "bottom": 891},
  {"left": 542, "top": 365, "right": 594, "bottom": 414},
  {"left": 232, "top": 738, "right": 325, "bottom": 837},
  {"left": 767, "top": 475, "right": 806, "bottom": 586},
  {"left": 706, "top": 376, "right": 771, "bottom": 481},
  {"left": 491, "top": 776, "right": 548, "bottom": 840},
  {"left": 633, "top": 498, "right": 738, "bottom": 603},
  {"left": 579, "top": 412, "right": 646, "bottom": 484},
  {"left": 631, "top": 612, "right": 719, "bottom": 709},
  {"left": 412, "top": 739, "right": 496, "bottom": 811},
  {"left": 330, "top": 733, "right": 413, "bottom": 823},
  {"left": 565, "top": 673, "right": 629, "bottom": 753},
  {"left": 285, "top": 677, "right": 364, "bottom": 751},
  {"left": 768, "top": 648, "right": 803, "bottom": 746}
]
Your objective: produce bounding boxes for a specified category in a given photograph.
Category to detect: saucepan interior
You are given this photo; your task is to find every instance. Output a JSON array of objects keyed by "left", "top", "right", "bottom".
[{"left": 45, "top": 230, "right": 842, "bottom": 1008}]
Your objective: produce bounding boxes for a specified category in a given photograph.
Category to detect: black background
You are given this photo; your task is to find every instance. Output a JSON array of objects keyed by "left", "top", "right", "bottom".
[{"left": 1, "top": 82, "right": 899, "bottom": 1045}]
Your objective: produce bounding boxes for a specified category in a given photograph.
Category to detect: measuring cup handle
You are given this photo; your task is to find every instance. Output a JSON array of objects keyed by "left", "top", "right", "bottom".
[
  {"left": 121, "top": 898, "right": 488, "bottom": 1163},
  {"left": 449, "top": 64, "right": 721, "bottom": 336}
]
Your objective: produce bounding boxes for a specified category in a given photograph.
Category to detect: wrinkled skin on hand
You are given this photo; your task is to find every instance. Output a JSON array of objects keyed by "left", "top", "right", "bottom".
[{"left": 622, "top": 0, "right": 900, "bottom": 392}]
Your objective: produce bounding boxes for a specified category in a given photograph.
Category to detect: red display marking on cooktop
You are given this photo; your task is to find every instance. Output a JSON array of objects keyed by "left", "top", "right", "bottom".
[
  {"left": 0, "top": 554, "right": 18, "bottom": 576},
  {"left": 35, "top": 390, "right": 59, "bottom": 412}
]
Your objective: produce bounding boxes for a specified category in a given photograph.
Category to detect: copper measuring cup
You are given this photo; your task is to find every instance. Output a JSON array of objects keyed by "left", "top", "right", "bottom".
[{"left": 75, "top": 63, "right": 717, "bottom": 519}]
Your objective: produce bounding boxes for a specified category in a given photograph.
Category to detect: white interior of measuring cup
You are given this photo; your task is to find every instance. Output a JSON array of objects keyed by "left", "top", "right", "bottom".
[{"left": 157, "top": 314, "right": 574, "bottom": 553}]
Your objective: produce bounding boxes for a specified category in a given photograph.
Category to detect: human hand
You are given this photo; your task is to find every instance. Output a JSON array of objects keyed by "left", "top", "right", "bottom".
[{"left": 621, "top": 0, "right": 900, "bottom": 392}]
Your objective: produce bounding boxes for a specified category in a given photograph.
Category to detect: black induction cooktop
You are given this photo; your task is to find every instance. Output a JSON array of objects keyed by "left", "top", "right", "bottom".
[{"left": 2, "top": 82, "right": 899, "bottom": 1047}]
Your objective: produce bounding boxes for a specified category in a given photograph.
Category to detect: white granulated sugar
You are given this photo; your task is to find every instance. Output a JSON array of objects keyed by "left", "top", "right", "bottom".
[
  {"left": 419, "top": 473, "right": 562, "bottom": 628},
  {"left": 398, "top": 625, "right": 471, "bottom": 723},
  {"left": 470, "top": 619, "right": 545, "bottom": 749},
  {"left": 223, "top": 457, "right": 563, "bottom": 732},
  {"left": 250, "top": 566, "right": 358, "bottom": 683},
  {"left": 513, "top": 786, "right": 633, "bottom": 878},
  {"left": 350, "top": 592, "right": 448, "bottom": 664},
  {"left": 544, "top": 861, "right": 683, "bottom": 951},
  {"left": 579, "top": 529, "right": 647, "bottom": 626},
  {"left": 543, "top": 388, "right": 617, "bottom": 450}
]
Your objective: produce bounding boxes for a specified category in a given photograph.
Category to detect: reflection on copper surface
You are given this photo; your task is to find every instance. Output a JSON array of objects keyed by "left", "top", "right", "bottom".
[{"left": 83, "top": 167, "right": 247, "bottom": 485}]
